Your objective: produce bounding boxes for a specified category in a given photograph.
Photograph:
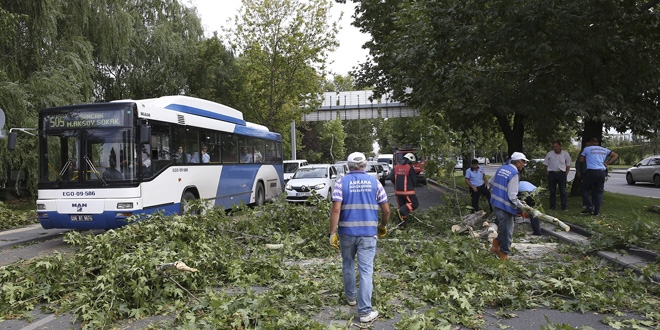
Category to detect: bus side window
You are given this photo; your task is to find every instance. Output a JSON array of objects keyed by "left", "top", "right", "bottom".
[{"left": 222, "top": 133, "right": 238, "bottom": 163}]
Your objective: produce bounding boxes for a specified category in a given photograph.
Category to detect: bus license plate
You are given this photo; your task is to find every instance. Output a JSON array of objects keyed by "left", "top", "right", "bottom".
[
  {"left": 297, "top": 192, "right": 311, "bottom": 197},
  {"left": 71, "top": 215, "right": 93, "bottom": 221}
]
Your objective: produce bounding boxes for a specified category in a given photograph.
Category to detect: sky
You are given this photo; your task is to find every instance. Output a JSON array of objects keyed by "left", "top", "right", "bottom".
[{"left": 187, "top": 0, "right": 370, "bottom": 78}]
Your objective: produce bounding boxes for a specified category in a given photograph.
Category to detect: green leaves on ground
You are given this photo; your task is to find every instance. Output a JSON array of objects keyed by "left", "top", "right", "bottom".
[
  {"left": 0, "top": 198, "right": 659, "bottom": 329},
  {"left": 0, "top": 201, "right": 37, "bottom": 230}
]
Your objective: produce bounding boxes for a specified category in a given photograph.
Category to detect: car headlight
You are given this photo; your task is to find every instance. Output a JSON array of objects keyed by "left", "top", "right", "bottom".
[
  {"left": 285, "top": 184, "right": 293, "bottom": 190},
  {"left": 314, "top": 183, "right": 326, "bottom": 190}
]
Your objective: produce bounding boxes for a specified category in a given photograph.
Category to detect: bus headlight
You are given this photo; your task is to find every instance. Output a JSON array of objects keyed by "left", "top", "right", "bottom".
[
  {"left": 37, "top": 204, "right": 46, "bottom": 210},
  {"left": 314, "top": 183, "right": 326, "bottom": 190},
  {"left": 117, "top": 202, "right": 133, "bottom": 209}
]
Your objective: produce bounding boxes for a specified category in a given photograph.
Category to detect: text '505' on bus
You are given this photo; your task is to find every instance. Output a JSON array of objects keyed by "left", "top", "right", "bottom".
[{"left": 26, "top": 96, "right": 283, "bottom": 230}]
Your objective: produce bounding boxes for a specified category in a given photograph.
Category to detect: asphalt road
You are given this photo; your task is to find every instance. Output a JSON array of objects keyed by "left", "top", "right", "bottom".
[{"left": 480, "top": 164, "right": 660, "bottom": 199}]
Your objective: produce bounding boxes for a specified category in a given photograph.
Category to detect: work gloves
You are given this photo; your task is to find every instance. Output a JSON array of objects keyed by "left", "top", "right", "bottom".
[
  {"left": 330, "top": 233, "right": 339, "bottom": 249},
  {"left": 377, "top": 225, "right": 387, "bottom": 238}
]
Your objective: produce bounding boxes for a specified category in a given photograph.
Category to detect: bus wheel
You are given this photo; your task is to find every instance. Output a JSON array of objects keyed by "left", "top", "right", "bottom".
[
  {"left": 254, "top": 183, "right": 265, "bottom": 206},
  {"left": 180, "top": 191, "right": 199, "bottom": 215}
]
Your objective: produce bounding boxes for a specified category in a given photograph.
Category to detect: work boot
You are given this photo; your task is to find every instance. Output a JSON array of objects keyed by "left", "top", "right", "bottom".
[
  {"left": 495, "top": 250, "right": 508, "bottom": 260},
  {"left": 489, "top": 238, "right": 500, "bottom": 254}
]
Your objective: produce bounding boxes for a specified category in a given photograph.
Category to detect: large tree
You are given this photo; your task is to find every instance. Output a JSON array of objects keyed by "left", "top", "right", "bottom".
[
  {"left": 226, "top": 0, "right": 340, "bottom": 158},
  {"left": 0, "top": 0, "right": 210, "bottom": 198},
  {"left": 340, "top": 0, "right": 660, "bottom": 156},
  {"left": 89, "top": 0, "right": 205, "bottom": 101}
]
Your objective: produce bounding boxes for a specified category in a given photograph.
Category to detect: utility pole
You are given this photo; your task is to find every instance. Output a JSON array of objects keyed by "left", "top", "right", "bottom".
[{"left": 290, "top": 121, "right": 296, "bottom": 160}]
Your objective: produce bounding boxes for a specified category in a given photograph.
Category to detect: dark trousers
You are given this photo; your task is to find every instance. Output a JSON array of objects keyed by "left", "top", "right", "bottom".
[
  {"left": 470, "top": 184, "right": 492, "bottom": 212},
  {"left": 580, "top": 169, "right": 607, "bottom": 214},
  {"left": 547, "top": 171, "right": 567, "bottom": 209},
  {"left": 523, "top": 196, "right": 542, "bottom": 235},
  {"left": 396, "top": 194, "right": 419, "bottom": 219}
]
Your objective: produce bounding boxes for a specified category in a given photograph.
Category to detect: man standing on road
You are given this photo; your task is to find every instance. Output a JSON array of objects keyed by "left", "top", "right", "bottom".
[
  {"left": 329, "top": 152, "right": 390, "bottom": 323},
  {"left": 543, "top": 141, "right": 572, "bottom": 211},
  {"left": 579, "top": 138, "right": 619, "bottom": 216},
  {"left": 489, "top": 152, "right": 528, "bottom": 260},
  {"left": 390, "top": 153, "right": 419, "bottom": 225},
  {"left": 465, "top": 159, "right": 492, "bottom": 213}
]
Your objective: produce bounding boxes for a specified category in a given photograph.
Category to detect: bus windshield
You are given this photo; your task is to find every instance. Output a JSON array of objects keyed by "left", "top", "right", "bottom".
[{"left": 41, "top": 128, "right": 140, "bottom": 185}]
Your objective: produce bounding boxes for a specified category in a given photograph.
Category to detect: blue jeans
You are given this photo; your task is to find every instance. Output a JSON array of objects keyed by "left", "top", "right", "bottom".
[
  {"left": 580, "top": 169, "right": 606, "bottom": 214},
  {"left": 494, "top": 208, "right": 515, "bottom": 255},
  {"left": 339, "top": 234, "right": 377, "bottom": 316}
]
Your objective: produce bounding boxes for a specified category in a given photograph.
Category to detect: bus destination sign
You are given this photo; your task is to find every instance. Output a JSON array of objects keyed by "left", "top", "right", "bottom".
[{"left": 45, "top": 110, "right": 126, "bottom": 129}]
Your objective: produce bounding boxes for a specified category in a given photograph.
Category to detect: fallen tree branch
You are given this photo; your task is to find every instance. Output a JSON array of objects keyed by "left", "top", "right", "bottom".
[{"left": 521, "top": 205, "right": 570, "bottom": 231}]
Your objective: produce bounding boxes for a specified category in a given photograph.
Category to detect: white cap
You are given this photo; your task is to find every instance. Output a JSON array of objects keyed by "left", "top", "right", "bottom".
[
  {"left": 510, "top": 152, "right": 529, "bottom": 162},
  {"left": 347, "top": 152, "right": 366, "bottom": 162}
]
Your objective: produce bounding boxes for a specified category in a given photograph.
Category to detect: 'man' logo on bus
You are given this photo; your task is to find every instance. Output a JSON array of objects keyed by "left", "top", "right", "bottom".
[
  {"left": 140, "top": 111, "right": 151, "bottom": 117},
  {"left": 72, "top": 203, "right": 87, "bottom": 208}
]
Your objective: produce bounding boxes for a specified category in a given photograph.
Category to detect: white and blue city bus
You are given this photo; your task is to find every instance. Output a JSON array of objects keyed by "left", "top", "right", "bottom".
[{"left": 36, "top": 96, "right": 283, "bottom": 230}]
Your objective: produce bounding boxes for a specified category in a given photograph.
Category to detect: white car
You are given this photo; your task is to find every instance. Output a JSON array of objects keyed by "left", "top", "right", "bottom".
[
  {"left": 365, "top": 161, "right": 387, "bottom": 185},
  {"left": 283, "top": 159, "right": 308, "bottom": 183},
  {"left": 333, "top": 163, "right": 349, "bottom": 178},
  {"left": 285, "top": 164, "right": 338, "bottom": 202},
  {"left": 377, "top": 154, "right": 394, "bottom": 171},
  {"left": 626, "top": 156, "right": 660, "bottom": 187}
]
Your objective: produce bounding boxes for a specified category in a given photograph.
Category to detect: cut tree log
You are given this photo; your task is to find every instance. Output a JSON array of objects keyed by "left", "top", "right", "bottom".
[{"left": 451, "top": 210, "right": 487, "bottom": 234}]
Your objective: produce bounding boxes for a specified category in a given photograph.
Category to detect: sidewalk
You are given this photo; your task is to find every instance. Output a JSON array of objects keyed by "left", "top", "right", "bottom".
[{"left": 0, "top": 224, "right": 71, "bottom": 250}]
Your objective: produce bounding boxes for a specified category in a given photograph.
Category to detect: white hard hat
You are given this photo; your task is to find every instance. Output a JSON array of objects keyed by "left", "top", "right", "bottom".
[{"left": 404, "top": 153, "right": 416, "bottom": 162}]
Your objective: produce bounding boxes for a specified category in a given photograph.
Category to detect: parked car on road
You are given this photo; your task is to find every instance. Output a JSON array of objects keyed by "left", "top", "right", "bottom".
[
  {"left": 285, "top": 164, "right": 337, "bottom": 202},
  {"left": 626, "top": 156, "right": 660, "bottom": 187},
  {"left": 333, "top": 163, "right": 349, "bottom": 178},
  {"left": 477, "top": 156, "right": 490, "bottom": 165},
  {"left": 283, "top": 159, "right": 308, "bottom": 183},
  {"left": 378, "top": 162, "right": 390, "bottom": 182},
  {"left": 454, "top": 157, "right": 463, "bottom": 171},
  {"left": 365, "top": 161, "right": 387, "bottom": 185},
  {"left": 377, "top": 154, "right": 394, "bottom": 171}
]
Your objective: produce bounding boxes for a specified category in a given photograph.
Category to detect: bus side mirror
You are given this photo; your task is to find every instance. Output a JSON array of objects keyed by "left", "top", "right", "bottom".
[
  {"left": 140, "top": 125, "right": 151, "bottom": 144},
  {"left": 7, "top": 132, "right": 17, "bottom": 151}
]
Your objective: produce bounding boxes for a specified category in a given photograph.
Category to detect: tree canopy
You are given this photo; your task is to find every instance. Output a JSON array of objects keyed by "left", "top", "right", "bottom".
[
  {"left": 342, "top": 0, "right": 660, "bottom": 156},
  {"left": 226, "top": 0, "right": 340, "bottom": 158},
  {"left": 0, "top": 0, "right": 230, "bottom": 197}
]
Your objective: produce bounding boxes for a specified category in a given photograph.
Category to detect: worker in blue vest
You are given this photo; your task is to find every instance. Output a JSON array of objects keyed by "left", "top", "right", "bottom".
[
  {"left": 489, "top": 152, "right": 528, "bottom": 260},
  {"left": 329, "top": 152, "right": 390, "bottom": 323}
]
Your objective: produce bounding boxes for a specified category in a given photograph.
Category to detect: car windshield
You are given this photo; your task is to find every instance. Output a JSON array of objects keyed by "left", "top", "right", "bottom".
[
  {"left": 284, "top": 163, "right": 300, "bottom": 173},
  {"left": 293, "top": 167, "right": 327, "bottom": 179}
]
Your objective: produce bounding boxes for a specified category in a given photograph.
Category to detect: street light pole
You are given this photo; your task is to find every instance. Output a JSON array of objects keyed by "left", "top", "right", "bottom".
[{"left": 290, "top": 120, "right": 296, "bottom": 160}]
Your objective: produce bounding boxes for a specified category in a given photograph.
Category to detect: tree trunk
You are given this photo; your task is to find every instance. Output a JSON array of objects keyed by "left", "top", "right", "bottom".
[{"left": 495, "top": 112, "right": 525, "bottom": 157}]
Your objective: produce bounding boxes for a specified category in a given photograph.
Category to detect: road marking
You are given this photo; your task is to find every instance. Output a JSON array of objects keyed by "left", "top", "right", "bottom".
[{"left": 20, "top": 315, "right": 56, "bottom": 330}]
